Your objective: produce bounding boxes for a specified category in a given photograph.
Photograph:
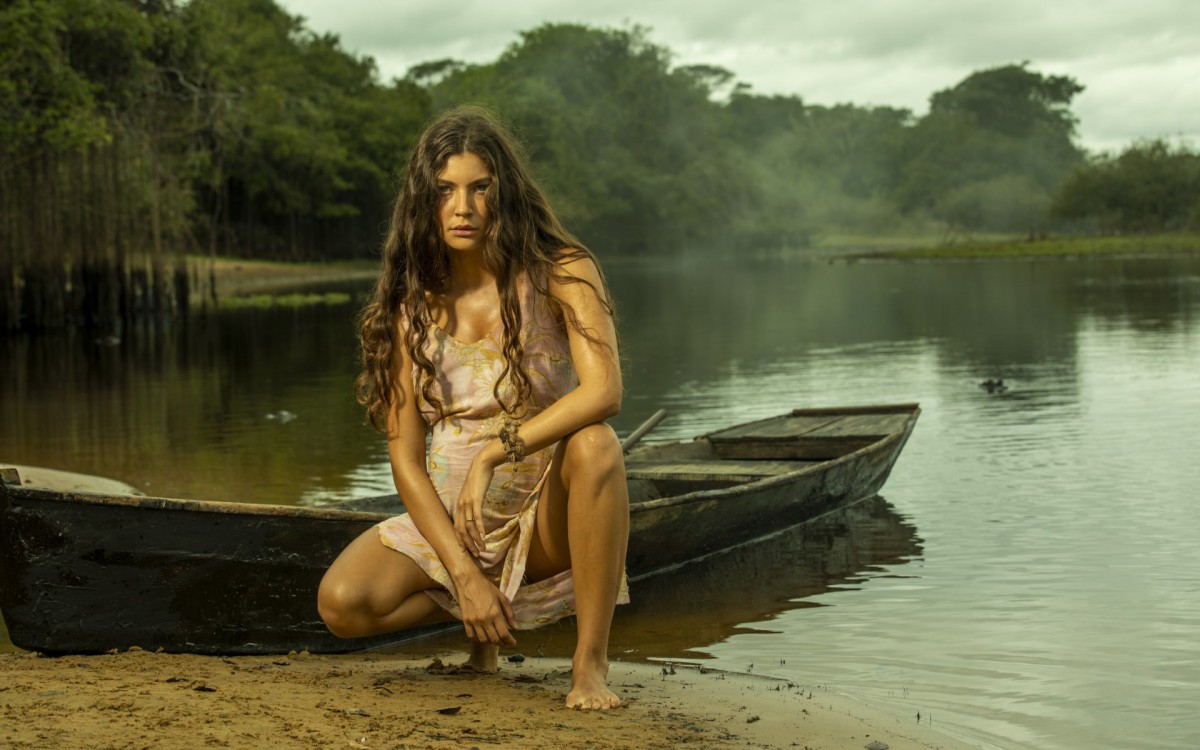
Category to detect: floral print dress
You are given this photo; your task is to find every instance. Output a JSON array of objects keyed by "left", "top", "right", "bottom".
[{"left": 376, "top": 276, "right": 630, "bottom": 629}]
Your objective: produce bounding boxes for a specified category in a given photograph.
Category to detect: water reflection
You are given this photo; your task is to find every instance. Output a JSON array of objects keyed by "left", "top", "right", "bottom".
[
  {"left": 610, "top": 255, "right": 1198, "bottom": 432},
  {"left": 616, "top": 495, "right": 923, "bottom": 660},
  {"left": 0, "top": 287, "right": 376, "bottom": 502}
]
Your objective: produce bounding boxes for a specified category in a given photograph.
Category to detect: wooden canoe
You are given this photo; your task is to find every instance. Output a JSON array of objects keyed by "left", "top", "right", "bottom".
[{"left": 0, "top": 403, "right": 918, "bottom": 655}]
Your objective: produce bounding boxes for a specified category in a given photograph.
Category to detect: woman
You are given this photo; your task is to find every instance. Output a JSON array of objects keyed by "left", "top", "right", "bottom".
[{"left": 318, "top": 106, "right": 630, "bottom": 711}]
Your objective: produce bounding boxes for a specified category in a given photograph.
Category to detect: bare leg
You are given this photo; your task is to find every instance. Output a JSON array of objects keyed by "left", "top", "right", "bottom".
[
  {"left": 321, "top": 527, "right": 502, "bottom": 672},
  {"left": 318, "top": 527, "right": 456, "bottom": 638},
  {"left": 526, "top": 423, "right": 630, "bottom": 710}
]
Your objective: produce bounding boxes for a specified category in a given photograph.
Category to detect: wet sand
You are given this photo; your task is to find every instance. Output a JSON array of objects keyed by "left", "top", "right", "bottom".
[{"left": 0, "top": 649, "right": 976, "bottom": 749}]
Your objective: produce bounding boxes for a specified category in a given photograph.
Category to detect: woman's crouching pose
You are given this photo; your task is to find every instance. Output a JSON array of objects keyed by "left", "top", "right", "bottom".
[{"left": 318, "top": 106, "right": 630, "bottom": 710}]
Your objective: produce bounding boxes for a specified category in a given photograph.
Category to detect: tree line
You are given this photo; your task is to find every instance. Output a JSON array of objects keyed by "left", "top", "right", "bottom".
[{"left": 2, "top": 0, "right": 1196, "bottom": 329}]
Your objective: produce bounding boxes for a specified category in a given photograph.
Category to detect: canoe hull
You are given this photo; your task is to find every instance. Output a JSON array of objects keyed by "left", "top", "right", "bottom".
[
  {"left": 624, "top": 403, "right": 912, "bottom": 573},
  {"left": 626, "top": 427, "right": 907, "bottom": 574},
  {"left": 0, "top": 494, "right": 403, "bottom": 653}
]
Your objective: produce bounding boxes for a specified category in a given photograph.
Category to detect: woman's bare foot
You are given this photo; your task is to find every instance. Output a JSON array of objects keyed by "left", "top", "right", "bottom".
[
  {"left": 566, "top": 655, "right": 620, "bottom": 710},
  {"left": 464, "top": 642, "right": 500, "bottom": 673}
]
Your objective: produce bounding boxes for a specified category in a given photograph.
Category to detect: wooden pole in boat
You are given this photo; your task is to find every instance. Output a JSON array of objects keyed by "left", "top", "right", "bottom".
[{"left": 621, "top": 409, "right": 667, "bottom": 454}]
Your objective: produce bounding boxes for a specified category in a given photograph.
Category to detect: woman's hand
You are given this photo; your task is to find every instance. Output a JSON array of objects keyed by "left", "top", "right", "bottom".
[
  {"left": 456, "top": 570, "right": 518, "bottom": 645},
  {"left": 454, "top": 456, "right": 495, "bottom": 556}
]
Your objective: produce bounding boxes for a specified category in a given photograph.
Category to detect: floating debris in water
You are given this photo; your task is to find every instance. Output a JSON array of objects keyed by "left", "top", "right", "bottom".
[{"left": 978, "top": 378, "right": 1008, "bottom": 393}]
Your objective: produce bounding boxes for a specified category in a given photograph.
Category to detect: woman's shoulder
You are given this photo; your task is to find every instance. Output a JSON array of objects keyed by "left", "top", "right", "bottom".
[
  {"left": 551, "top": 247, "right": 601, "bottom": 274},
  {"left": 544, "top": 252, "right": 600, "bottom": 292},
  {"left": 546, "top": 250, "right": 607, "bottom": 305}
]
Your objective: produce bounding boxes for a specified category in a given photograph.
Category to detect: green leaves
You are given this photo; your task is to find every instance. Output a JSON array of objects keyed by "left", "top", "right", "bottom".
[
  {"left": 891, "top": 63, "right": 1086, "bottom": 232},
  {"left": 5, "top": 6, "right": 1149, "bottom": 263},
  {"left": 1051, "top": 140, "right": 1200, "bottom": 232},
  {"left": 0, "top": 0, "right": 112, "bottom": 154}
]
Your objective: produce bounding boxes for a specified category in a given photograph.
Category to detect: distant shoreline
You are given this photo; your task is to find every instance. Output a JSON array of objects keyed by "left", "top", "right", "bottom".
[
  {"left": 838, "top": 232, "right": 1200, "bottom": 262},
  {"left": 183, "top": 234, "right": 1200, "bottom": 292}
]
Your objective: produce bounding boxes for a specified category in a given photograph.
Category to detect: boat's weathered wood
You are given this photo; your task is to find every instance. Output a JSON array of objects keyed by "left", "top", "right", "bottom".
[
  {"left": 0, "top": 486, "right": 399, "bottom": 654},
  {"left": 621, "top": 409, "right": 668, "bottom": 454},
  {"left": 334, "top": 494, "right": 405, "bottom": 514},
  {"left": 708, "top": 411, "right": 912, "bottom": 460},
  {"left": 625, "top": 459, "right": 816, "bottom": 483},
  {"left": 706, "top": 415, "right": 840, "bottom": 441},
  {"left": 0, "top": 403, "right": 920, "bottom": 655},
  {"left": 805, "top": 413, "right": 913, "bottom": 437},
  {"left": 623, "top": 439, "right": 715, "bottom": 462},
  {"left": 790, "top": 403, "right": 920, "bottom": 416},
  {"left": 624, "top": 418, "right": 913, "bottom": 572}
]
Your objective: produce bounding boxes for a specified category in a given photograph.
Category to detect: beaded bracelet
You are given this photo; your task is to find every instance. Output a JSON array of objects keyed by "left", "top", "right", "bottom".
[{"left": 497, "top": 419, "right": 526, "bottom": 464}]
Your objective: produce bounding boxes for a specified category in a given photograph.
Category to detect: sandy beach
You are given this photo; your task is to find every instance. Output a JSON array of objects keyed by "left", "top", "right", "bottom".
[{"left": 0, "top": 648, "right": 976, "bottom": 750}]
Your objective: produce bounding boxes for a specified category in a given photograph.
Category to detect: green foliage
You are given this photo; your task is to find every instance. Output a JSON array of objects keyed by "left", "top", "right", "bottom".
[
  {"left": 0, "top": 0, "right": 112, "bottom": 154},
  {"left": 9, "top": 6, "right": 1168, "bottom": 271},
  {"left": 1051, "top": 140, "right": 1200, "bottom": 232},
  {"left": 934, "top": 176, "right": 1052, "bottom": 233},
  {"left": 172, "top": 0, "right": 430, "bottom": 257},
  {"left": 723, "top": 96, "right": 912, "bottom": 241},
  {"left": 928, "top": 62, "right": 1082, "bottom": 140},
  {"left": 892, "top": 63, "right": 1085, "bottom": 231}
]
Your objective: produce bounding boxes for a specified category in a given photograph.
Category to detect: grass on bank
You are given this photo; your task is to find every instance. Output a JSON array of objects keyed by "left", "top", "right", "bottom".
[
  {"left": 186, "top": 255, "right": 378, "bottom": 301},
  {"left": 857, "top": 232, "right": 1200, "bottom": 260},
  {"left": 217, "top": 292, "right": 353, "bottom": 310},
  {"left": 814, "top": 231, "right": 1013, "bottom": 252}
]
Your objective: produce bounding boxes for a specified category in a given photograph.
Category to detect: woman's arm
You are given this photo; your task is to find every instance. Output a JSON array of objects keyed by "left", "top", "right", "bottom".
[
  {"left": 456, "top": 254, "right": 622, "bottom": 550},
  {"left": 386, "top": 322, "right": 516, "bottom": 645}
]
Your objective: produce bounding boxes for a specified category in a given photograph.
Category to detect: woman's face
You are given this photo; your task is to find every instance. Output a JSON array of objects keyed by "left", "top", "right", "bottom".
[{"left": 436, "top": 152, "right": 492, "bottom": 254}]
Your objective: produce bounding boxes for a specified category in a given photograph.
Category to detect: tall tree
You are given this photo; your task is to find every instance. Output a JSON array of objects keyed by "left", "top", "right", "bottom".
[{"left": 893, "top": 63, "right": 1085, "bottom": 231}]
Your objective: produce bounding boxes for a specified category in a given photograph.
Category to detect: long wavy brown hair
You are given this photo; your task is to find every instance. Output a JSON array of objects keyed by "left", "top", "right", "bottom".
[{"left": 356, "top": 105, "right": 614, "bottom": 434}]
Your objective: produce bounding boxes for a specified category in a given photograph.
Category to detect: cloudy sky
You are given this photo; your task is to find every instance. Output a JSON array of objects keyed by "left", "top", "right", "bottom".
[{"left": 277, "top": 0, "right": 1200, "bottom": 152}]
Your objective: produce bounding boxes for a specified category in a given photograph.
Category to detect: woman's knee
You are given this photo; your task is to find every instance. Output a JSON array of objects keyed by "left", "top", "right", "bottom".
[
  {"left": 318, "top": 531, "right": 441, "bottom": 638},
  {"left": 317, "top": 571, "right": 370, "bottom": 638},
  {"left": 562, "top": 423, "right": 625, "bottom": 484}
]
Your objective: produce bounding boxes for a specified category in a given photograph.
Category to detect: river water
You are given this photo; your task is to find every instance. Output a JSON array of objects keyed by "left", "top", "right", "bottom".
[{"left": 2, "top": 253, "right": 1198, "bottom": 749}]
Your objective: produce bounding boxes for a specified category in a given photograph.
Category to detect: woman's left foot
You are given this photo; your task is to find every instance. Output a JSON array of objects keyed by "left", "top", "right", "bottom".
[
  {"left": 464, "top": 643, "right": 500, "bottom": 673},
  {"left": 566, "top": 656, "right": 620, "bottom": 710}
]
